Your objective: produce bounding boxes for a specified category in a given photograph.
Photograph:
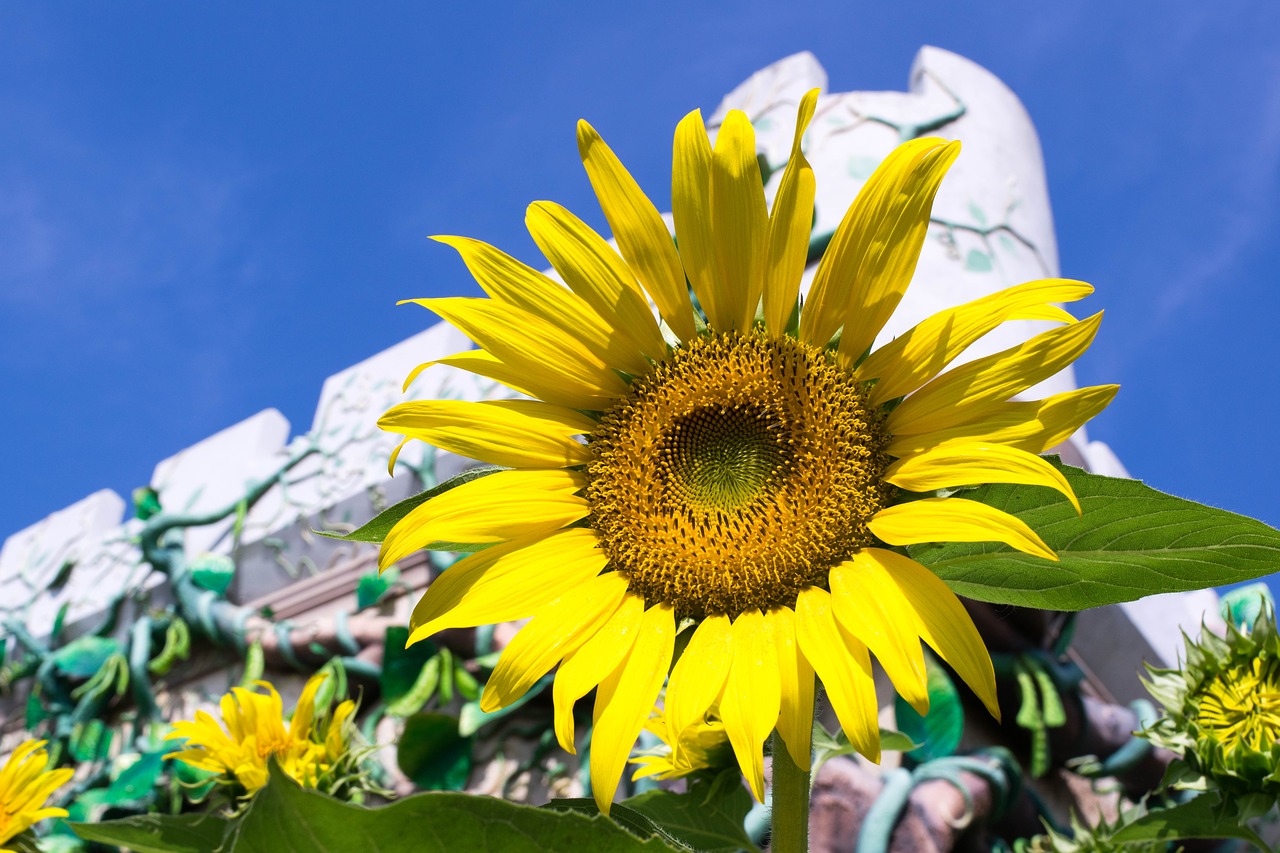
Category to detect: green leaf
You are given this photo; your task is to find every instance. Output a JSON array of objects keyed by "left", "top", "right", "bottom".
[
  {"left": 812, "top": 725, "right": 920, "bottom": 777},
  {"left": 101, "top": 750, "right": 168, "bottom": 805},
  {"left": 356, "top": 571, "right": 392, "bottom": 611},
  {"left": 71, "top": 813, "right": 234, "bottom": 853},
  {"left": 397, "top": 712, "right": 472, "bottom": 791},
  {"left": 1110, "top": 793, "right": 1272, "bottom": 850},
  {"left": 317, "top": 465, "right": 505, "bottom": 544},
  {"left": 894, "top": 652, "right": 963, "bottom": 762},
  {"left": 907, "top": 459, "right": 1280, "bottom": 611},
  {"left": 229, "top": 763, "right": 681, "bottom": 852},
  {"left": 380, "top": 626, "right": 436, "bottom": 705},
  {"left": 190, "top": 553, "right": 236, "bottom": 596},
  {"left": 622, "top": 782, "right": 761, "bottom": 853},
  {"left": 544, "top": 799, "right": 687, "bottom": 849},
  {"left": 51, "top": 636, "right": 120, "bottom": 678}
]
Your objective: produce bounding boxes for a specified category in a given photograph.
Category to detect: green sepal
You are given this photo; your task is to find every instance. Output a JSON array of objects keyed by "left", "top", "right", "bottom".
[
  {"left": 908, "top": 458, "right": 1280, "bottom": 611},
  {"left": 317, "top": 465, "right": 506, "bottom": 545}
]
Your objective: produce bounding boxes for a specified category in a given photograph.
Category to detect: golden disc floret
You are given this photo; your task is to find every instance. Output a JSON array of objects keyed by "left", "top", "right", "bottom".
[{"left": 586, "top": 331, "right": 893, "bottom": 618}]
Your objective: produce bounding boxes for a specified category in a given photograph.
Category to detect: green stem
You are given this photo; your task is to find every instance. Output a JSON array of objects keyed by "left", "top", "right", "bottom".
[{"left": 770, "top": 728, "right": 811, "bottom": 853}]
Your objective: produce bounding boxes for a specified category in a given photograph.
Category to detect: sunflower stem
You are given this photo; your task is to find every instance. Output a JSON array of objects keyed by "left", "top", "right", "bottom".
[{"left": 770, "top": 729, "right": 810, "bottom": 853}]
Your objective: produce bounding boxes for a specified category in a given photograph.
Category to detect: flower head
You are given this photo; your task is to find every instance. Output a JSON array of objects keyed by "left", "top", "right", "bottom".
[
  {"left": 381, "top": 90, "right": 1114, "bottom": 811},
  {"left": 0, "top": 740, "right": 73, "bottom": 853},
  {"left": 168, "top": 672, "right": 357, "bottom": 796},
  {"left": 1146, "top": 606, "right": 1280, "bottom": 802}
]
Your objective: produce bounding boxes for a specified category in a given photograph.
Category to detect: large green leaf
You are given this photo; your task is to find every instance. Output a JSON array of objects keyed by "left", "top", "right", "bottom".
[
  {"left": 317, "top": 465, "right": 504, "bottom": 545},
  {"left": 71, "top": 813, "right": 234, "bottom": 853},
  {"left": 622, "top": 775, "right": 761, "bottom": 853},
  {"left": 894, "top": 652, "right": 963, "bottom": 763},
  {"left": 232, "top": 764, "right": 680, "bottom": 852},
  {"left": 1110, "top": 793, "right": 1271, "bottom": 850},
  {"left": 397, "top": 712, "right": 472, "bottom": 791},
  {"left": 907, "top": 459, "right": 1280, "bottom": 611}
]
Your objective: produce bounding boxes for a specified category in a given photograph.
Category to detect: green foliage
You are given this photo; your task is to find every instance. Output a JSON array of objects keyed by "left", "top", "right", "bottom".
[
  {"left": 811, "top": 725, "right": 920, "bottom": 778},
  {"left": 622, "top": 770, "right": 761, "bottom": 853},
  {"left": 396, "top": 712, "right": 472, "bottom": 791},
  {"left": 356, "top": 567, "right": 397, "bottom": 611},
  {"left": 51, "top": 636, "right": 121, "bottom": 678},
  {"left": 894, "top": 651, "right": 964, "bottom": 763},
  {"left": 75, "top": 763, "right": 683, "bottom": 852},
  {"left": 1109, "top": 793, "right": 1270, "bottom": 850},
  {"left": 908, "top": 458, "right": 1280, "bottom": 610},
  {"left": 317, "top": 465, "right": 505, "bottom": 546},
  {"left": 190, "top": 553, "right": 236, "bottom": 596}
]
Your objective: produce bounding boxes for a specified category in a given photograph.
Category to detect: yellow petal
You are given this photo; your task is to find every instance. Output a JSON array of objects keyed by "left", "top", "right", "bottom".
[
  {"left": 378, "top": 399, "right": 592, "bottom": 469},
  {"left": 552, "top": 591, "right": 644, "bottom": 753},
  {"left": 800, "top": 138, "right": 959, "bottom": 350},
  {"left": 289, "top": 672, "right": 328, "bottom": 741},
  {"left": 403, "top": 349, "right": 539, "bottom": 400},
  {"left": 770, "top": 607, "right": 814, "bottom": 772},
  {"left": 381, "top": 469, "right": 588, "bottom": 569},
  {"left": 590, "top": 602, "right": 675, "bottom": 814},
  {"left": 764, "top": 89, "right": 819, "bottom": 337},
  {"left": 859, "top": 549, "right": 999, "bottom": 719},
  {"left": 857, "top": 279, "right": 1094, "bottom": 404},
  {"left": 526, "top": 201, "right": 668, "bottom": 363},
  {"left": 482, "top": 572, "right": 630, "bottom": 712},
  {"left": 709, "top": 110, "right": 767, "bottom": 331},
  {"left": 720, "top": 609, "right": 781, "bottom": 803},
  {"left": 672, "top": 109, "right": 719, "bottom": 329},
  {"left": 869, "top": 497, "right": 1057, "bottom": 561},
  {"left": 829, "top": 561, "right": 929, "bottom": 714},
  {"left": 480, "top": 399, "right": 599, "bottom": 435},
  {"left": 431, "top": 235, "right": 650, "bottom": 376},
  {"left": 888, "top": 312, "right": 1103, "bottom": 436},
  {"left": 577, "top": 120, "right": 696, "bottom": 342},
  {"left": 885, "top": 443, "right": 1080, "bottom": 514},
  {"left": 663, "top": 614, "right": 733, "bottom": 751},
  {"left": 406, "top": 527, "right": 606, "bottom": 642},
  {"left": 794, "top": 586, "right": 880, "bottom": 763},
  {"left": 836, "top": 140, "right": 961, "bottom": 364},
  {"left": 402, "top": 297, "right": 629, "bottom": 409},
  {"left": 886, "top": 384, "right": 1120, "bottom": 457}
]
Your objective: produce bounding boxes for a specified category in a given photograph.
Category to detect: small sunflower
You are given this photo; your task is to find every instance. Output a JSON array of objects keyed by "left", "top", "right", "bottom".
[
  {"left": 630, "top": 707, "right": 734, "bottom": 782},
  {"left": 0, "top": 740, "right": 73, "bottom": 853},
  {"left": 1146, "top": 607, "right": 1280, "bottom": 803},
  {"left": 380, "top": 89, "right": 1115, "bottom": 812},
  {"left": 168, "top": 672, "right": 357, "bottom": 796}
]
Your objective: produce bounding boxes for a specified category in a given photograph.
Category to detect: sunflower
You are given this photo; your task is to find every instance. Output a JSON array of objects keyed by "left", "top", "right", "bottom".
[
  {"left": 379, "top": 89, "right": 1115, "bottom": 812},
  {"left": 0, "top": 740, "right": 73, "bottom": 853},
  {"left": 168, "top": 672, "right": 356, "bottom": 795}
]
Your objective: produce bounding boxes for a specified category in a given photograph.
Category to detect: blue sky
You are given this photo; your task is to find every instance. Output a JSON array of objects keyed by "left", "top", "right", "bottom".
[{"left": 3, "top": 1, "right": 1279, "bottom": 563}]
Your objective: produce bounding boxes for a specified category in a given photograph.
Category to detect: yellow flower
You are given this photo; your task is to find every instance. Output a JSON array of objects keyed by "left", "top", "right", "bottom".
[
  {"left": 0, "top": 740, "right": 73, "bottom": 853},
  {"left": 630, "top": 709, "right": 733, "bottom": 782},
  {"left": 1197, "top": 656, "right": 1280, "bottom": 754},
  {"left": 168, "top": 672, "right": 356, "bottom": 794},
  {"left": 380, "top": 89, "right": 1115, "bottom": 812}
]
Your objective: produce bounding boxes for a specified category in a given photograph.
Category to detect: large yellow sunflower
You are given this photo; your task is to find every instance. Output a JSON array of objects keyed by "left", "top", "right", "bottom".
[{"left": 378, "top": 89, "right": 1116, "bottom": 812}]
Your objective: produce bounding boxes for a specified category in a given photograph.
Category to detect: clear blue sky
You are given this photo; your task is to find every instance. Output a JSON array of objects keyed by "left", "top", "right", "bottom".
[{"left": 3, "top": 2, "right": 1278, "bottom": 563}]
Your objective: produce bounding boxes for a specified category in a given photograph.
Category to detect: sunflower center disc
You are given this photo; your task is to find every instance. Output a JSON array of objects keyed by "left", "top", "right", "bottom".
[
  {"left": 1198, "top": 656, "right": 1280, "bottom": 753},
  {"left": 587, "top": 332, "right": 893, "bottom": 618}
]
